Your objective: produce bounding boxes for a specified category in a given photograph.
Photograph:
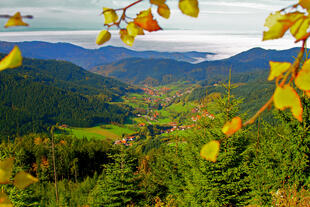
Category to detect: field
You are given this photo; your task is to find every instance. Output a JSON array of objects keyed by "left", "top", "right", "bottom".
[{"left": 60, "top": 124, "right": 136, "bottom": 140}]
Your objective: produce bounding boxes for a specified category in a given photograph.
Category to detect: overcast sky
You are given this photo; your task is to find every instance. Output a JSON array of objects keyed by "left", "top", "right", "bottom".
[{"left": 0, "top": 0, "right": 296, "bottom": 32}]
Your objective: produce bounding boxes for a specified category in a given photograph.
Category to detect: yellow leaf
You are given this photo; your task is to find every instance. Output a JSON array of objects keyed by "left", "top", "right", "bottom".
[
  {"left": 119, "top": 29, "right": 135, "bottom": 46},
  {"left": 0, "top": 46, "right": 22, "bottom": 71},
  {"left": 306, "top": 91, "right": 310, "bottom": 97},
  {"left": 158, "top": 3, "right": 170, "bottom": 19},
  {"left": 4, "top": 12, "right": 28, "bottom": 28},
  {"left": 150, "top": 0, "right": 166, "bottom": 6},
  {"left": 179, "top": 0, "right": 199, "bottom": 18},
  {"left": 127, "top": 22, "right": 144, "bottom": 37},
  {"left": 295, "top": 59, "right": 310, "bottom": 91},
  {"left": 274, "top": 85, "right": 303, "bottom": 122},
  {"left": 268, "top": 61, "right": 292, "bottom": 81},
  {"left": 222, "top": 117, "right": 242, "bottom": 136},
  {"left": 13, "top": 171, "right": 38, "bottom": 189},
  {"left": 290, "top": 16, "right": 310, "bottom": 40},
  {"left": 0, "top": 192, "right": 13, "bottom": 207},
  {"left": 299, "top": 0, "right": 310, "bottom": 10},
  {"left": 263, "top": 12, "right": 303, "bottom": 41},
  {"left": 200, "top": 140, "right": 220, "bottom": 162},
  {"left": 102, "top": 8, "right": 118, "bottom": 24},
  {"left": 96, "top": 30, "right": 111, "bottom": 45},
  {"left": 134, "top": 9, "right": 162, "bottom": 32},
  {"left": 0, "top": 158, "right": 14, "bottom": 184}
]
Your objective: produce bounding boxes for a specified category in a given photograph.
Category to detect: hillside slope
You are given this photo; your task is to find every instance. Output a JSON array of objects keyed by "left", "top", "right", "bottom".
[{"left": 0, "top": 55, "right": 133, "bottom": 136}]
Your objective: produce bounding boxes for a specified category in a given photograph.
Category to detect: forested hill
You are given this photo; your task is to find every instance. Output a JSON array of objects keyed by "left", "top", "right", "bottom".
[
  {"left": 0, "top": 41, "right": 212, "bottom": 69},
  {"left": 91, "top": 47, "right": 302, "bottom": 85},
  {"left": 0, "top": 55, "right": 133, "bottom": 136}
]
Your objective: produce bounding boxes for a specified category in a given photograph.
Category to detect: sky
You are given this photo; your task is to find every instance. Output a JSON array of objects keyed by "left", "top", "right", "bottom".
[
  {"left": 0, "top": 0, "right": 301, "bottom": 59},
  {"left": 0, "top": 0, "right": 296, "bottom": 31}
]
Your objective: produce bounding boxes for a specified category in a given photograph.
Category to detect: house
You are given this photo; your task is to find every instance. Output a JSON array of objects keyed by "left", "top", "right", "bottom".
[{"left": 138, "top": 123, "right": 146, "bottom": 127}]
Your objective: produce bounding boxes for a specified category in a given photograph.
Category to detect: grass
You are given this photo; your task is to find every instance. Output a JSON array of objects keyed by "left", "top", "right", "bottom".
[{"left": 61, "top": 124, "right": 136, "bottom": 140}]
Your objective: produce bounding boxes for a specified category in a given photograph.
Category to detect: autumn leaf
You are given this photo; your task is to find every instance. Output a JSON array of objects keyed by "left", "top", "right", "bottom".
[
  {"left": 179, "top": 0, "right": 199, "bottom": 18},
  {"left": 13, "top": 171, "right": 38, "bottom": 189},
  {"left": 274, "top": 85, "right": 303, "bottom": 122},
  {"left": 222, "top": 117, "right": 242, "bottom": 136},
  {"left": 102, "top": 8, "right": 118, "bottom": 24},
  {"left": 268, "top": 61, "right": 292, "bottom": 81},
  {"left": 158, "top": 3, "right": 170, "bottom": 19},
  {"left": 200, "top": 140, "right": 220, "bottom": 162},
  {"left": 119, "top": 29, "right": 135, "bottom": 46},
  {"left": 295, "top": 59, "right": 310, "bottom": 91},
  {"left": 0, "top": 192, "right": 13, "bottom": 207},
  {"left": 127, "top": 22, "right": 144, "bottom": 37},
  {"left": 263, "top": 12, "right": 303, "bottom": 41},
  {"left": 134, "top": 9, "right": 162, "bottom": 32},
  {"left": 299, "top": 0, "right": 310, "bottom": 10},
  {"left": 306, "top": 91, "right": 310, "bottom": 97},
  {"left": 150, "top": 0, "right": 166, "bottom": 6},
  {"left": 0, "top": 158, "right": 14, "bottom": 184},
  {"left": 290, "top": 15, "right": 310, "bottom": 40},
  {"left": 0, "top": 46, "right": 22, "bottom": 71},
  {"left": 4, "top": 12, "right": 28, "bottom": 28},
  {"left": 96, "top": 30, "right": 111, "bottom": 45}
]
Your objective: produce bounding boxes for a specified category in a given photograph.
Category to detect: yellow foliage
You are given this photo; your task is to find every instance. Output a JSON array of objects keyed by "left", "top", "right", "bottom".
[
  {"left": 290, "top": 15, "right": 310, "bottom": 40},
  {"left": 200, "top": 140, "right": 220, "bottom": 162},
  {"left": 119, "top": 29, "right": 135, "bottom": 46},
  {"left": 299, "top": 0, "right": 310, "bottom": 10},
  {"left": 295, "top": 59, "right": 310, "bottom": 91},
  {"left": 150, "top": 0, "right": 166, "bottom": 6},
  {"left": 263, "top": 12, "right": 303, "bottom": 41},
  {"left": 0, "top": 158, "right": 13, "bottom": 184},
  {"left": 268, "top": 61, "right": 292, "bottom": 81},
  {"left": 274, "top": 85, "right": 303, "bottom": 122},
  {"left": 222, "top": 117, "right": 242, "bottom": 136},
  {"left": 158, "top": 4, "right": 171, "bottom": 19},
  {"left": 0, "top": 46, "right": 22, "bottom": 72},
  {"left": 102, "top": 8, "right": 118, "bottom": 24},
  {"left": 13, "top": 171, "right": 38, "bottom": 189},
  {"left": 4, "top": 12, "right": 28, "bottom": 28},
  {"left": 0, "top": 192, "right": 13, "bottom": 207},
  {"left": 179, "top": 0, "right": 199, "bottom": 18},
  {"left": 127, "top": 22, "right": 144, "bottom": 37},
  {"left": 96, "top": 30, "right": 111, "bottom": 45}
]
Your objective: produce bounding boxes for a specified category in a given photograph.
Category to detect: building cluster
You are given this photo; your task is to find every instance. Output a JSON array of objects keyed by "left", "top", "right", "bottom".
[{"left": 114, "top": 135, "right": 137, "bottom": 146}]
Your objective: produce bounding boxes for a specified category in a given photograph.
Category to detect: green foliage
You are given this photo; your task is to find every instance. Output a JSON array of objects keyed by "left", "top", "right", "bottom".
[
  {"left": 89, "top": 147, "right": 144, "bottom": 206},
  {"left": 0, "top": 56, "right": 133, "bottom": 136}
]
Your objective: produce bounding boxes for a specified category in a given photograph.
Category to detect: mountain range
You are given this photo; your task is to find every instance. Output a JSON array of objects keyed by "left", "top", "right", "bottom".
[
  {"left": 0, "top": 41, "right": 213, "bottom": 69},
  {"left": 91, "top": 47, "right": 301, "bottom": 85}
]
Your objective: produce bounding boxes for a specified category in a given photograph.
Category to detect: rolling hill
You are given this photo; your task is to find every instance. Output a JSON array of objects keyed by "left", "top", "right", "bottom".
[{"left": 0, "top": 54, "right": 134, "bottom": 136}]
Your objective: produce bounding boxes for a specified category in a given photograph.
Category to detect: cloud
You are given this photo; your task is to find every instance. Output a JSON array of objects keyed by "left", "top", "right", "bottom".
[{"left": 0, "top": 0, "right": 298, "bottom": 31}]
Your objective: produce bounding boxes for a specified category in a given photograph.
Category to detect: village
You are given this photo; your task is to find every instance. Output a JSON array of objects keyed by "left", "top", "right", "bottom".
[{"left": 114, "top": 85, "right": 215, "bottom": 146}]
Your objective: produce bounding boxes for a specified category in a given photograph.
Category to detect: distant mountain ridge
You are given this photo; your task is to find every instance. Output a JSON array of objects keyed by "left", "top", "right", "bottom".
[
  {"left": 0, "top": 41, "right": 213, "bottom": 69},
  {"left": 90, "top": 47, "right": 302, "bottom": 85}
]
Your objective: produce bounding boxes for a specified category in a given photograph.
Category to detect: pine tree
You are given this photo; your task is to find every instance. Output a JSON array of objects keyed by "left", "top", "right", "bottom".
[{"left": 89, "top": 146, "right": 144, "bottom": 206}]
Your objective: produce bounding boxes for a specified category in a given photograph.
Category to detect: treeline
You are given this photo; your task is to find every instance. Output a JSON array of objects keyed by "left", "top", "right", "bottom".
[{"left": 2, "top": 94, "right": 309, "bottom": 206}]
